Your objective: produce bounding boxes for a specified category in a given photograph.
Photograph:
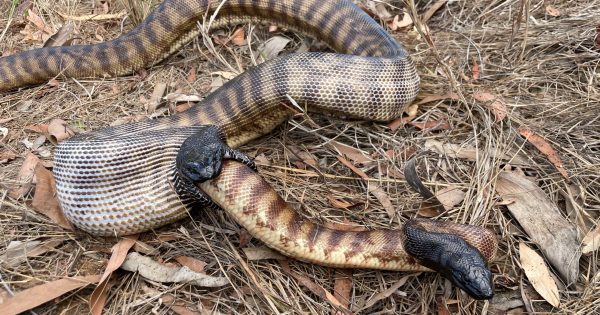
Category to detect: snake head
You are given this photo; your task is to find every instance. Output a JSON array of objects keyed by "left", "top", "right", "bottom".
[
  {"left": 445, "top": 253, "right": 494, "bottom": 300},
  {"left": 176, "top": 125, "right": 225, "bottom": 183},
  {"left": 403, "top": 220, "right": 494, "bottom": 300}
]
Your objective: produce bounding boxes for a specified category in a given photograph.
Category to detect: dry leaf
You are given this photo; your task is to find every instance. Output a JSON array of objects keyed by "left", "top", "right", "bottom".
[
  {"left": 409, "top": 119, "right": 450, "bottom": 131},
  {"left": 545, "top": 5, "right": 560, "bottom": 17},
  {"left": 331, "top": 141, "right": 373, "bottom": 164},
  {"left": 47, "top": 118, "right": 75, "bottom": 143},
  {"left": 280, "top": 260, "right": 349, "bottom": 312},
  {"left": 165, "top": 93, "right": 203, "bottom": 103},
  {"left": 121, "top": 252, "right": 229, "bottom": 287},
  {"left": 0, "top": 151, "right": 17, "bottom": 164},
  {"left": 581, "top": 224, "right": 600, "bottom": 255},
  {"left": 495, "top": 171, "right": 580, "bottom": 284},
  {"left": 472, "top": 90, "right": 508, "bottom": 121},
  {"left": 0, "top": 239, "right": 64, "bottom": 266},
  {"left": 230, "top": 27, "right": 246, "bottom": 46},
  {"left": 0, "top": 275, "right": 101, "bottom": 315},
  {"left": 518, "top": 127, "right": 569, "bottom": 180},
  {"left": 422, "top": 0, "right": 448, "bottom": 23},
  {"left": 259, "top": 36, "right": 291, "bottom": 60},
  {"left": 243, "top": 246, "right": 286, "bottom": 261},
  {"left": 159, "top": 294, "right": 202, "bottom": 315},
  {"left": 31, "top": 163, "right": 73, "bottom": 229},
  {"left": 175, "top": 256, "right": 207, "bottom": 273},
  {"left": 239, "top": 228, "right": 253, "bottom": 247},
  {"left": 435, "top": 186, "right": 466, "bottom": 211},
  {"left": 25, "top": 124, "right": 49, "bottom": 134},
  {"left": 333, "top": 270, "right": 353, "bottom": 314},
  {"left": 519, "top": 243, "right": 560, "bottom": 307},
  {"left": 90, "top": 277, "right": 115, "bottom": 315},
  {"left": 146, "top": 82, "right": 167, "bottom": 113},
  {"left": 424, "top": 139, "right": 528, "bottom": 164},
  {"left": 358, "top": 275, "right": 413, "bottom": 311},
  {"left": 472, "top": 60, "right": 480, "bottom": 80},
  {"left": 90, "top": 235, "right": 139, "bottom": 313},
  {"left": 43, "top": 22, "right": 74, "bottom": 47},
  {"left": 337, "top": 156, "right": 395, "bottom": 217},
  {"left": 9, "top": 153, "right": 40, "bottom": 199},
  {"left": 26, "top": 9, "right": 53, "bottom": 34},
  {"left": 326, "top": 195, "right": 355, "bottom": 209},
  {"left": 387, "top": 13, "right": 412, "bottom": 30}
]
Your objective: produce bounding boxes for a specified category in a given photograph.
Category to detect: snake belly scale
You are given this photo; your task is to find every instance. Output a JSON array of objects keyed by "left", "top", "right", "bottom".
[{"left": 0, "top": 0, "right": 498, "bottom": 280}]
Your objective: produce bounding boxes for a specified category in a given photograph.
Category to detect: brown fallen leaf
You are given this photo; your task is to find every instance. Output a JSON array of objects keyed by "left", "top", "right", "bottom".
[
  {"left": 333, "top": 270, "right": 353, "bottom": 315},
  {"left": 0, "top": 239, "right": 65, "bottom": 267},
  {"left": 387, "top": 13, "right": 412, "bottom": 30},
  {"left": 26, "top": 9, "right": 53, "bottom": 34},
  {"left": 31, "top": 163, "right": 73, "bottom": 229},
  {"left": 175, "top": 256, "right": 207, "bottom": 273},
  {"left": 472, "top": 90, "right": 508, "bottom": 121},
  {"left": 472, "top": 60, "right": 480, "bottom": 80},
  {"left": 259, "top": 36, "right": 291, "bottom": 60},
  {"left": 120, "top": 252, "right": 228, "bottom": 287},
  {"left": 280, "top": 260, "right": 349, "bottom": 313},
  {"left": 238, "top": 228, "right": 253, "bottom": 247},
  {"left": 519, "top": 243, "right": 560, "bottom": 307},
  {"left": 230, "top": 27, "right": 246, "bottom": 46},
  {"left": 25, "top": 124, "right": 49, "bottom": 134},
  {"left": 160, "top": 293, "right": 203, "bottom": 315},
  {"left": 9, "top": 153, "right": 40, "bottom": 199},
  {"left": 47, "top": 118, "right": 75, "bottom": 143},
  {"left": 331, "top": 141, "right": 373, "bottom": 165},
  {"left": 518, "top": 127, "right": 569, "bottom": 180},
  {"left": 409, "top": 119, "right": 450, "bottom": 131},
  {"left": 424, "top": 139, "right": 528, "bottom": 164},
  {"left": 0, "top": 151, "right": 16, "bottom": 164},
  {"left": 242, "top": 246, "right": 286, "bottom": 261},
  {"left": 326, "top": 195, "right": 355, "bottom": 209},
  {"left": 545, "top": 5, "right": 560, "bottom": 17},
  {"left": 90, "top": 277, "right": 115, "bottom": 315},
  {"left": 422, "top": 0, "right": 448, "bottom": 23},
  {"left": 90, "top": 235, "right": 139, "bottom": 313},
  {"left": 0, "top": 275, "right": 101, "bottom": 315},
  {"left": 435, "top": 186, "right": 466, "bottom": 211},
  {"left": 357, "top": 274, "right": 414, "bottom": 311},
  {"left": 43, "top": 21, "right": 74, "bottom": 47},
  {"left": 581, "top": 224, "right": 600, "bottom": 255},
  {"left": 146, "top": 82, "right": 167, "bottom": 113},
  {"left": 337, "top": 156, "right": 395, "bottom": 217},
  {"left": 495, "top": 171, "right": 580, "bottom": 284}
]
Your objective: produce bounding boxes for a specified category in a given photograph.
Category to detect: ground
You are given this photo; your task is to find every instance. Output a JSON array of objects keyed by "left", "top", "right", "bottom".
[{"left": 0, "top": 0, "right": 599, "bottom": 314}]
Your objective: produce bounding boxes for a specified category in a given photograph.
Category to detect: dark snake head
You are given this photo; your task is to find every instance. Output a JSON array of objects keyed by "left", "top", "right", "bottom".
[
  {"left": 176, "top": 125, "right": 225, "bottom": 183},
  {"left": 403, "top": 220, "right": 494, "bottom": 300},
  {"left": 444, "top": 249, "right": 494, "bottom": 300}
]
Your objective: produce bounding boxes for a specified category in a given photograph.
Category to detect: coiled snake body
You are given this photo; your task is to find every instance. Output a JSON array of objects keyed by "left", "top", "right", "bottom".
[{"left": 1, "top": 0, "right": 498, "bottom": 299}]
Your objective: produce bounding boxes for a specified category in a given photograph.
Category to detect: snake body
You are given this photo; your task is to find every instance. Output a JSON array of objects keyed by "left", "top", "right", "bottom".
[{"left": 1, "top": 0, "right": 498, "bottom": 298}]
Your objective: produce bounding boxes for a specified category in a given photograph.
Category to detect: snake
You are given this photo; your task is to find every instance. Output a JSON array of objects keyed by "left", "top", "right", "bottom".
[{"left": 0, "top": 0, "right": 498, "bottom": 299}]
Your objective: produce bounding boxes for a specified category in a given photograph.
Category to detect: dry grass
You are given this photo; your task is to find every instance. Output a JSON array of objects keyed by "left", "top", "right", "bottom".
[{"left": 1, "top": 0, "right": 599, "bottom": 314}]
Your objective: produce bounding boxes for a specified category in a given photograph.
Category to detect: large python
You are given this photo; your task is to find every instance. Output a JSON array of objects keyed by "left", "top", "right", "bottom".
[{"left": 0, "top": 0, "right": 498, "bottom": 299}]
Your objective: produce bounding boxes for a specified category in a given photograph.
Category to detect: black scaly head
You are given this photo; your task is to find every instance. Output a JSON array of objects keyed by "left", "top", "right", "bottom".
[
  {"left": 402, "top": 219, "right": 494, "bottom": 300},
  {"left": 174, "top": 125, "right": 256, "bottom": 206}
]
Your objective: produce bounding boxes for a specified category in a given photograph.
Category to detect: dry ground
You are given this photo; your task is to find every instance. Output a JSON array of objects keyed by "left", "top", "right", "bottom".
[{"left": 1, "top": 0, "right": 599, "bottom": 314}]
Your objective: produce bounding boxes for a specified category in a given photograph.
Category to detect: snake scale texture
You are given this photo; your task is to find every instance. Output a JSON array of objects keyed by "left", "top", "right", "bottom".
[{"left": 0, "top": 0, "right": 498, "bottom": 291}]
